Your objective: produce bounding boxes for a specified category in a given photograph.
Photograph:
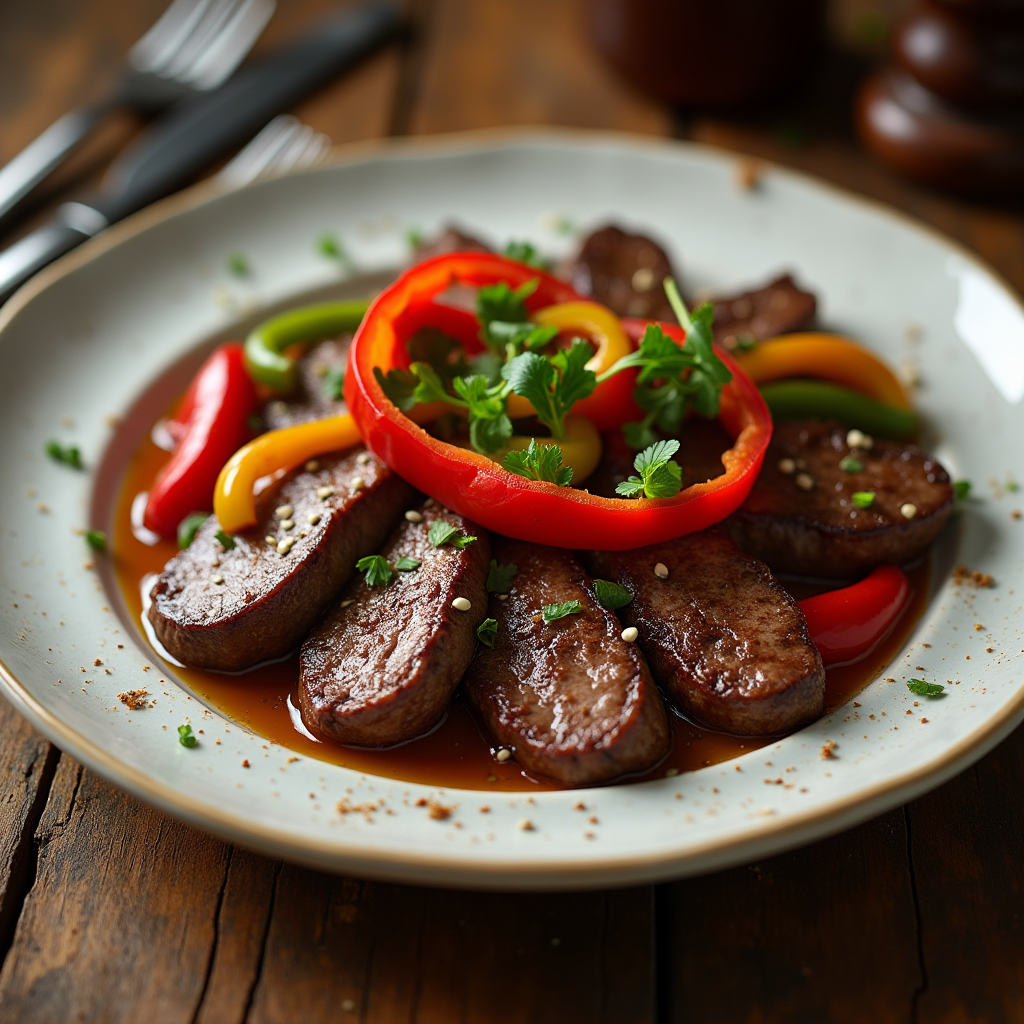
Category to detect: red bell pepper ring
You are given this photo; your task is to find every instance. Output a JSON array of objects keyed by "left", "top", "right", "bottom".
[
  {"left": 345, "top": 253, "right": 773, "bottom": 550},
  {"left": 798, "top": 565, "right": 912, "bottom": 667},
  {"left": 143, "top": 343, "right": 260, "bottom": 539}
]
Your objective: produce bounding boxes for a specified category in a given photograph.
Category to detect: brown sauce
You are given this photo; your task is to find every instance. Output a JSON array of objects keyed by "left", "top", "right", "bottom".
[{"left": 111, "top": 401, "right": 932, "bottom": 793}]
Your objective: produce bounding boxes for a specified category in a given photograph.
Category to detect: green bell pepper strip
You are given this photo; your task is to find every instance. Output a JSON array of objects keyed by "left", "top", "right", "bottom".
[
  {"left": 243, "top": 299, "right": 372, "bottom": 392},
  {"left": 759, "top": 379, "right": 919, "bottom": 441}
]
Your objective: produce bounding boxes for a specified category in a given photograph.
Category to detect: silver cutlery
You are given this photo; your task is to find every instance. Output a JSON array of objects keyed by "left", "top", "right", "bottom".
[{"left": 218, "top": 115, "right": 331, "bottom": 188}]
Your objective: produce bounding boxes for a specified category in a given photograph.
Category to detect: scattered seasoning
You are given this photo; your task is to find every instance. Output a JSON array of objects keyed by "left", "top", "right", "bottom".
[
  {"left": 45, "top": 440, "right": 83, "bottom": 469},
  {"left": 305, "top": 459, "right": 320, "bottom": 472},
  {"left": 427, "top": 801, "right": 453, "bottom": 820},
  {"left": 974, "top": 623, "right": 984, "bottom": 631},
  {"left": 178, "top": 724, "right": 198, "bottom": 748},
  {"left": 214, "top": 529, "right": 236, "bottom": 550},
  {"left": 846, "top": 429, "right": 872, "bottom": 449},
  {"left": 839, "top": 456, "right": 864, "bottom": 473},
  {"left": 852, "top": 491, "right": 875, "bottom": 509},
  {"left": 907, "top": 678, "right": 944, "bottom": 696},
  {"left": 820, "top": 740, "right": 837, "bottom": 760},
  {"left": 900, "top": 502, "right": 918, "bottom": 519},
  {"left": 777, "top": 458, "right": 796, "bottom": 475},
  {"left": 795, "top": 472, "right": 815, "bottom": 492},
  {"left": 85, "top": 529, "right": 107, "bottom": 553},
  {"left": 593, "top": 579, "right": 632, "bottom": 611},
  {"left": 1013, "top": 510, "right": 1022, "bottom": 521},
  {"left": 496, "top": 748, "right": 512, "bottom": 762},
  {"left": 452, "top": 596, "right": 472, "bottom": 612},
  {"left": 476, "top": 617, "right": 498, "bottom": 647},
  {"left": 542, "top": 600, "right": 582, "bottom": 622},
  {"left": 517, "top": 818, "right": 535, "bottom": 831},
  {"left": 951, "top": 565, "right": 994, "bottom": 588},
  {"left": 118, "top": 690, "right": 149, "bottom": 710},
  {"left": 241, "top": 759, "right": 251, "bottom": 768},
  {"left": 404, "top": 509, "right": 424, "bottom": 523},
  {"left": 654, "top": 562, "right": 669, "bottom": 579},
  {"left": 317, "top": 485, "right": 335, "bottom": 499},
  {"left": 277, "top": 537, "right": 296, "bottom": 556},
  {"left": 621, "top": 626, "right": 639, "bottom": 643},
  {"left": 736, "top": 158, "right": 762, "bottom": 190},
  {"left": 275, "top": 504, "right": 293, "bottom": 520},
  {"left": 486, "top": 560, "right": 518, "bottom": 594}
]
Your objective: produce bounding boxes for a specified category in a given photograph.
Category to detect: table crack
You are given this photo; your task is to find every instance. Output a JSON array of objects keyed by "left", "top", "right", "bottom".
[
  {"left": 904, "top": 805, "right": 929, "bottom": 1023},
  {"left": 189, "top": 844, "right": 234, "bottom": 1024},
  {"left": 242, "top": 859, "right": 283, "bottom": 1024}
]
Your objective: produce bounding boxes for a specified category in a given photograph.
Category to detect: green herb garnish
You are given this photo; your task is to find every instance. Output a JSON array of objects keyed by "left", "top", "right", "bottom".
[
  {"left": 476, "top": 618, "right": 498, "bottom": 648},
  {"left": 503, "top": 439, "right": 574, "bottom": 487},
  {"left": 428, "top": 520, "right": 477, "bottom": 549},
  {"left": 395, "top": 556, "right": 421, "bottom": 572},
  {"left": 593, "top": 579, "right": 632, "bottom": 611},
  {"left": 476, "top": 279, "right": 538, "bottom": 337},
  {"left": 214, "top": 529, "right": 236, "bottom": 550},
  {"left": 503, "top": 240, "right": 548, "bottom": 269},
  {"left": 1007, "top": 478, "right": 1019, "bottom": 493},
  {"left": 907, "top": 679, "right": 944, "bottom": 697},
  {"left": 177, "top": 724, "right": 198, "bottom": 748},
  {"left": 45, "top": 440, "right": 83, "bottom": 470},
  {"left": 615, "top": 439, "right": 683, "bottom": 499},
  {"left": 486, "top": 560, "right": 518, "bottom": 594},
  {"left": 323, "top": 366, "right": 345, "bottom": 401},
  {"left": 177, "top": 513, "right": 209, "bottom": 550},
  {"left": 317, "top": 233, "right": 342, "bottom": 259},
  {"left": 226, "top": 252, "right": 250, "bottom": 277},
  {"left": 542, "top": 600, "right": 583, "bottom": 622},
  {"left": 839, "top": 456, "right": 864, "bottom": 473},
  {"left": 85, "top": 529, "right": 107, "bottom": 553},
  {"left": 851, "top": 491, "right": 875, "bottom": 509},
  {"left": 953, "top": 480, "right": 971, "bottom": 502},
  {"left": 356, "top": 554, "right": 394, "bottom": 587},
  {"left": 406, "top": 226, "right": 424, "bottom": 250}
]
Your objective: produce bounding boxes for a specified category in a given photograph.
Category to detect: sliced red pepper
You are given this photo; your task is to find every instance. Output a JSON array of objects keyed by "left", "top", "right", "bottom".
[
  {"left": 798, "top": 565, "right": 911, "bottom": 666},
  {"left": 143, "top": 343, "right": 259, "bottom": 539},
  {"left": 345, "top": 253, "right": 773, "bottom": 550}
]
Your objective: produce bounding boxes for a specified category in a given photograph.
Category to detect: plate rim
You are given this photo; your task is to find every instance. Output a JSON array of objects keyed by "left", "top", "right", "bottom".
[{"left": 2, "top": 126, "right": 1023, "bottom": 890}]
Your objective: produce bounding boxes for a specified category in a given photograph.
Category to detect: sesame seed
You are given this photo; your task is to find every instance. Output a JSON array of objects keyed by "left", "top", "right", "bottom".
[
  {"left": 211, "top": 575, "right": 224, "bottom": 585},
  {"left": 304, "top": 459, "right": 319, "bottom": 472},
  {"left": 900, "top": 502, "right": 918, "bottom": 519},
  {"left": 498, "top": 593, "right": 509, "bottom": 601},
  {"left": 405, "top": 510, "right": 424, "bottom": 523},
  {"left": 777, "top": 458, "right": 796, "bottom": 475},
  {"left": 275, "top": 504, "right": 293, "bottom": 520},
  {"left": 299, "top": 530, "right": 309, "bottom": 538},
  {"left": 340, "top": 599, "right": 354, "bottom": 608},
  {"left": 307, "top": 512, "right": 321, "bottom": 525},
  {"left": 621, "top": 626, "right": 639, "bottom": 643},
  {"left": 280, "top": 519, "right": 295, "bottom": 531},
  {"left": 846, "top": 429, "right": 873, "bottom": 450},
  {"left": 631, "top": 266, "right": 656, "bottom": 292},
  {"left": 357, "top": 452, "right": 372, "bottom": 465},
  {"left": 654, "top": 562, "right": 669, "bottom": 579},
  {"left": 351, "top": 476, "right": 365, "bottom": 492},
  {"left": 496, "top": 748, "right": 511, "bottom": 762},
  {"left": 665, "top": 767, "right": 679, "bottom": 777},
  {"left": 452, "top": 597, "right": 472, "bottom": 612},
  {"left": 517, "top": 818, "right": 534, "bottom": 831},
  {"left": 277, "top": 537, "right": 295, "bottom": 555},
  {"left": 265, "top": 535, "right": 276, "bottom": 546},
  {"left": 796, "top": 472, "right": 814, "bottom": 491},
  {"left": 317, "top": 486, "right": 334, "bottom": 499}
]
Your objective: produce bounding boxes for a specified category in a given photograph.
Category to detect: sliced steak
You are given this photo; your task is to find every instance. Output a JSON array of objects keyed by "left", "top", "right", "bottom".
[
  {"left": 464, "top": 540, "right": 670, "bottom": 785},
  {"left": 590, "top": 529, "right": 824, "bottom": 736},
  {"left": 299, "top": 503, "right": 490, "bottom": 746},
  {"left": 412, "top": 225, "right": 491, "bottom": 262},
  {"left": 561, "top": 224, "right": 677, "bottom": 321},
  {"left": 261, "top": 337, "right": 350, "bottom": 432},
  {"left": 710, "top": 273, "right": 816, "bottom": 350},
  {"left": 148, "top": 450, "right": 414, "bottom": 671},
  {"left": 726, "top": 420, "right": 954, "bottom": 578}
]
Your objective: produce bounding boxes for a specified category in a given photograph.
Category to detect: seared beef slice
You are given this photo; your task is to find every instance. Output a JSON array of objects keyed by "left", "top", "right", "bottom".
[
  {"left": 727, "top": 420, "right": 954, "bottom": 577},
  {"left": 711, "top": 274, "right": 816, "bottom": 349},
  {"left": 300, "top": 503, "right": 490, "bottom": 746},
  {"left": 261, "top": 337, "right": 350, "bottom": 431},
  {"left": 149, "top": 450, "right": 414, "bottom": 671},
  {"left": 590, "top": 530, "right": 824, "bottom": 736},
  {"left": 464, "top": 541, "right": 669, "bottom": 785}
]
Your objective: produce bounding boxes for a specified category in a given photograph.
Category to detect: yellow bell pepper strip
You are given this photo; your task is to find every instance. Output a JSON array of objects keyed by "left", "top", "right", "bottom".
[
  {"left": 494, "top": 414, "right": 602, "bottom": 484},
  {"left": 214, "top": 414, "right": 361, "bottom": 533},
  {"left": 734, "top": 333, "right": 911, "bottom": 409},
  {"left": 760, "top": 380, "right": 918, "bottom": 440},
  {"left": 243, "top": 299, "right": 371, "bottom": 393}
]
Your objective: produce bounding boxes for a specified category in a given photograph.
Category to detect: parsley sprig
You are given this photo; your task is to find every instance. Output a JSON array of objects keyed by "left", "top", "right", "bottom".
[
  {"left": 503, "top": 439, "right": 573, "bottom": 486},
  {"left": 356, "top": 554, "right": 394, "bottom": 587},
  {"left": 615, "top": 439, "right": 683, "bottom": 499},
  {"left": 486, "top": 560, "right": 517, "bottom": 594},
  {"left": 428, "top": 520, "right": 477, "bottom": 549},
  {"left": 542, "top": 600, "right": 583, "bottom": 622}
]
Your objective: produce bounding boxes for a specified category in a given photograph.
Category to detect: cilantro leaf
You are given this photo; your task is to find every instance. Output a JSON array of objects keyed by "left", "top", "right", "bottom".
[
  {"left": 593, "top": 579, "right": 632, "bottom": 610},
  {"left": 356, "top": 554, "right": 394, "bottom": 587},
  {"left": 214, "top": 529, "right": 236, "bottom": 550},
  {"left": 177, "top": 513, "right": 209, "bottom": 550},
  {"left": 616, "top": 440, "right": 682, "bottom": 499},
  {"left": 395, "top": 556, "right": 421, "bottom": 571},
  {"left": 476, "top": 618, "right": 498, "bottom": 648},
  {"left": 907, "top": 679, "right": 945, "bottom": 697},
  {"left": 85, "top": 529, "right": 107, "bottom": 553},
  {"left": 486, "top": 560, "right": 518, "bottom": 594},
  {"left": 374, "top": 362, "right": 451, "bottom": 412},
  {"left": 502, "top": 439, "right": 573, "bottom": 487},
  {"left": 486, "top": 320, "right": 559, "bottom": 355},
  {"left": 428, "top": 520, "right": 476, "bottom": 549},
  {"left": 502, "top": 240, "right": 549, "bottom": 269},
  {"left": 502, "top": 339, "right": 595, "bottom": 441},
  {"left": 451, "top": 374, "right": 513, "bottom": 454},
  {"left": 178, "top": 724, "right": 198, "bottom": 748},
  {"left": 542, "top": 600, "right": 583, "bottom": 622},
  {"left": 45, "top": 440, "right": 83, "bottom": 470},
  {"left": 476, "top": 279, "right": 538, "bottom": 340}
]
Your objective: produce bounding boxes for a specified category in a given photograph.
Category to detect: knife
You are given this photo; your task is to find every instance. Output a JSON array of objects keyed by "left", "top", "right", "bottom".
[{"left": 0, "top": 0, "right": 399, "bottom": 304}]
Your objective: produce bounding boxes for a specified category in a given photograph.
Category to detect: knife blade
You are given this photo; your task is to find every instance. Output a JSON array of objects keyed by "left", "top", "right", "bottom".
[{"left": 0, "top": 0, "right": 400, "bottom": 304}]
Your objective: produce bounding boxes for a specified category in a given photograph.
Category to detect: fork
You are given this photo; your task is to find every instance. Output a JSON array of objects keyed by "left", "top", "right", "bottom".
[
  {"left": 0, "top": 0, "right": 275, "bottom": 225},
  {"left": 217, "top": 115, "right": 331, "bottom": 188}
]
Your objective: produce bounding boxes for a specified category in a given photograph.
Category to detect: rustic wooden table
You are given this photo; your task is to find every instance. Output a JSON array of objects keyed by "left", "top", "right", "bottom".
[{"left": 1, "top": 2, "right": 1022, "bottom": 1021}]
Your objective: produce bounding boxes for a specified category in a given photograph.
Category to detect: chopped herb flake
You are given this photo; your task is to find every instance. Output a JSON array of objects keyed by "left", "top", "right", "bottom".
[
  {"left": 85, "top": 529, "right": 107, "bottom": 553},
  {"left": 502, "top": 240, "right": 549, "bottom": 269},
  {"left": 395, "top": 556, "right": 421, "bottom": 572},
  {"left": 851, "top": 491, "right": 875, "bottom": 509},
  {"left": 1007, "top": 478, "right": 1020, "bottom": 493},
  {"left": 226, "top": 252, "right": 249, "bottom": 277},
  {"left": 486, "top": 560, "right": 518, "bottom": 594},
  {"left": 45, "top": 440, "right": 83, "bottom": 470},
  {"left": 177, "top": 513, "right": 209, "bottom": 550},
  {"left": 317, "top": 233, "right": 342, "bottom": 259},
  {"left": 406, "top": 227, "right": 424, "bottom": 250},
  {"left": 356, "top": 554, "right": 394, "bottom": 587},
  {"left": 953, "top": 480, "right": 971, "bottom": 502},
  {"left": 593, "top": 579, "right": 633, "bottom": 611},
  {"left": 542, "top": 600, "right": 583, "bottom": 622},
  {"left": 907, "top": 679, "right": 944, "bottom": 697},
  {"left": 428, "top": 520, "right": 476, "bottom": 549},
  {"left": 476, "top": 618, "right": 498, "bottom": 648},
  {"left": 503, "top": 439, "right": 573, "bottom": 487},
  {"left": 323, "top": 366, "right": 345, "bottom": 401},
  {"left": 178, "top": 724, "right": 198, "bottom": 748},
  {"left": 214, "top": 529, "right": 236, "bottom": 550},
  {"left": 839, "top": 456, "right": 864, "bottom": 473}
]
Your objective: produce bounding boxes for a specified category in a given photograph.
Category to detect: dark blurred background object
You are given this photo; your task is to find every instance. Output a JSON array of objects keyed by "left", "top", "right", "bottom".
[
  {"left": 856, "top": 0, "right": 1024, "bottom": 194},
  {"left": 585, "top": 0, "right": 827, "bottom": 109}
]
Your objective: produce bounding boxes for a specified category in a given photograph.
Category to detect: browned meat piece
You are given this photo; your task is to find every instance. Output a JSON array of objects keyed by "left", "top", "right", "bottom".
[
  {"left": 261, "top": 337, "right": 350, "bottom": 431},
  {"left": 726, "top": 420, "right": 954, "bottom": 578},
  {"left": 464, "top": 540, "right": 669, "bottom": 785},
  {"left": 412, "top": 225, "right": 491, "bottom": 262},
  {"left": 561, "top": 224, "right": 677, "bottom": 321},
  {"left": 710, "top": 274, "right": 816, "bottom": 350},
  {"left": 299, "top": 502, "right": 490, "bottom": 747},
  {"left": 585, "top": 419, "right": 734, "bottom": 499},
  {"left": 590, "top": 529, "right": 824, "bottom": 736},
  {"left": 148, "top": 450, "right": 414, "bottom": 671}
]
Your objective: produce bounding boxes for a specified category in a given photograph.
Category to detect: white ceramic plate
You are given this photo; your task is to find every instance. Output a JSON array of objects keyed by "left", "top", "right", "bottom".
[{"left": 2, "top": 129, "right": 1023, "bottom": 891}]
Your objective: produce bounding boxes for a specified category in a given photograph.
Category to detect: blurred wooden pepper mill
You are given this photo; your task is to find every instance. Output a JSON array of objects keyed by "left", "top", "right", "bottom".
[{"left": 856, "top": 0, "right": 1024, "bottom": 195}]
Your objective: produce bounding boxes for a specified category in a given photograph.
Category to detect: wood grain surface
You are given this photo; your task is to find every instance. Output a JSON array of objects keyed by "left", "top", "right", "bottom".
[{"left": 0, "top": 1, "right": 1022, "bottom": 1021}]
